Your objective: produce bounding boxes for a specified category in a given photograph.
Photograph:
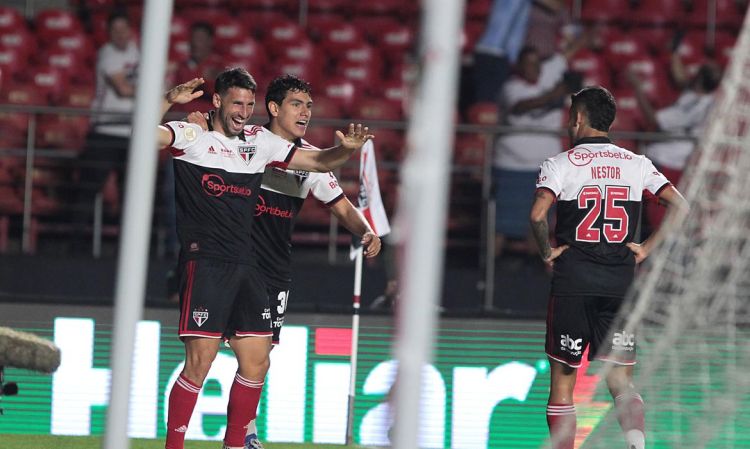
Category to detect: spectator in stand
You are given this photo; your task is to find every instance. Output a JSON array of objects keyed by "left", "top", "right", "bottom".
[
  {"left": 70, "top": 10, "right": 138, "bottom": 251},
  {"left": 493, "top": 44, "right": 582, "bottom": 258},
  {"left": 628, "top": 48, "right": 720, "bottom": 231},
  {"left": 172, "top": 21, "right": 224, "bottom": 109}
]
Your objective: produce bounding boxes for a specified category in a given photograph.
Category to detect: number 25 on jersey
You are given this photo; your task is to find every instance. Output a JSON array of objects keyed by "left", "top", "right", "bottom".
[{"left": 575, "top": 185, "right": 630, "bottom": 243}]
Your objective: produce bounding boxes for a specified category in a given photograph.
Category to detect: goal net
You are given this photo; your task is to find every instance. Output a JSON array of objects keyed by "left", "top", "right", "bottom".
[{"left": 582, "top": 10, "right": 750, "bottom": 449}]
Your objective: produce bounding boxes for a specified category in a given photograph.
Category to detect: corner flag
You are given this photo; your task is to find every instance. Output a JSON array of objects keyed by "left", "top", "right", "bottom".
[{"left": 357, "top": 140, "right": 391, "bottom": 236}]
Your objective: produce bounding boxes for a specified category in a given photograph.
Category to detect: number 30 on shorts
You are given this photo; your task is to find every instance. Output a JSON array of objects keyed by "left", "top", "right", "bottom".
[
  {"left": 277, "top": 290, "right": 290, "bottom": 314},
  {"left": 575, "top": 185, "right": 630, "bottom": 243}
]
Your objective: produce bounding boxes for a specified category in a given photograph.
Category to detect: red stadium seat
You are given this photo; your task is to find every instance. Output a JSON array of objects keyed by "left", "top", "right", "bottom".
[
  {"left": 224, "top": 37, "right": 268, "bottom": 69},
  {"left": 263, "top": 20, "right": 308, "bottom": 57},
  {"left": 212, "top": 16, "right": 245, "bottom": 48},
  {"left": 36, "top": 118, "right": 86, "bottom": 150},
  {"left": 369, "top": 128, "right": 404, "bottom": 160},
  {"left": 674, "top": 31, "right": 709, "bottom": 75},
  {"left": 29, "top": 65, "right": 70, "bottom": 105},
  {"left": 351, "top": 16, "right": 401, "bottom": 42},
  {"left": 569, "top": 48, "right": 612, "bottom": 88},
  {"left": 0, "top": 186, "right": 23, "bottom": 215},
  {"left": 170, "top": 15, "right": 191, "bottom": 42},
  {"left": 354, "top": 0, "right": 415, "bottom": 18},
  {"left": 278, "top": 37, "right": 320, "bottom": 62},
  {"left": 338, "top": 42, "right": 383, "bottom": 78},
  {"left": 465, "top": 102, "right": 499, "bottom": 125},
  {"left": 381, "top": 79, "right": 407, "bottom": 108},
  {"left": 51, "top": 31, "right": 95, "bottom": 64},
  {"left": 309, "top": 96, "right": 343, "bottom": 119},
  {"left": 35, "top": 9, "right": 84, "bottom": 41},
  {"left": 319, "top": 77, "right": 359, "bottom": 114},
  {"left": 40, "top": 48, "right": 82, "bottom": 77},
  {"left": 373, "top": 23, "right": 415, "bottom": 64},
  {"left": 462, "top": 19, "right": 486, "bottom": 56},
  {"left": 302, "top": 126, "right": 336, "bottom": 148},
  {"left": 581, "top": 0, "right": 634, "bottom": 23},
  {"left": 630, "top": 0, "right": 685, "bottom": 25},
  {"left": 454, "top": 133, "right": 488, "bottom": 167},
  {"left": 306, "top": 12, "right": 346, "bottom": 41},
  {"left": 308, "top": 0, "right": 348, "bottom": 14},
  {"left": 714, "top": 30, "right": 737, "bottom": 68},
  {"left": 319, "top": 22, "right": 364, "bottom": 58},
  {"left": 353, "top": 97, "right": 402, "bottom": 121},
  {"left": 715, "top": 0, "right": 747, "bottom": 27},
  {"left": 0, "top": 29, "right": 36, "bottom": 61},
  {"left": 637, "top": 26, "right": 674, "bottom": 55},
  {"left": 0, "top": 7, "right": 26, "bottom": 33},
  {"left": 338, "top": 60, "right": 380, "bottom": 93},
  {"left": 0, "top": 47, "right": 26, "bottom": 81},
  {"left": 604, "top": 30, "right": 649, "bottom": 70},
  {"left": 275, "top": 57, "right": 322, "bottom": 86},
  {"left": 466, "top": 0, "right": 493, "bottom": 20}
]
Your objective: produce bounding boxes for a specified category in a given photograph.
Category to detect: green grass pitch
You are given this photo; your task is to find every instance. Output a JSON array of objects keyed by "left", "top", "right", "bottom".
[{"left": 0, "top": 435, "right": 370, "bottom": 449}]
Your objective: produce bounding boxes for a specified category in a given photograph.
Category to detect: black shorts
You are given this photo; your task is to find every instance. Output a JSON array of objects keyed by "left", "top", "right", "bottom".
[
  {"left": 264, "top": 278, "right": 291, "bottom": 345},
  {"left": 177, "top": 259, "right": 271, "bottom": 339},
  {"left": 545, "top": 295, "right": 636, "bottom": 368}
]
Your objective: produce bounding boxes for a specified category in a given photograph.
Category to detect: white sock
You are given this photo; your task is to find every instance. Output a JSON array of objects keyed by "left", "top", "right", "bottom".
[
  {"left": 624, "top": 429, "right": 645, "bottom": 449},
  {"left": 246, "top": 418, "right": 258, "bottom": 436}
]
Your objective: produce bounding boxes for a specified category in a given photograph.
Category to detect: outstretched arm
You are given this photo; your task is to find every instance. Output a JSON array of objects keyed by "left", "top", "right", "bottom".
[
  {"left": 157, "top": 78, "right": 205, "bottom": 148},
  {"left": 287, "top": 124, "right": 374, "bottom": 172},
  {"left": 530, "top": 188, "right": 568, "bottom": 266},
  {"left": 329, "top": 197, "right": 382, "bottom": 258},
  {"left": 627, "top": 186, "right": 689, "bottom": 263},
  {"left": 627, "top": 69, "right": 660, "bottom": 131}
]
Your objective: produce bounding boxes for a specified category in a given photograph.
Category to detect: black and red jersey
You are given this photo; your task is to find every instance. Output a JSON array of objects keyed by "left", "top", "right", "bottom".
[
  {"left": 536, "top": 136, "right": 671, "bottom": 297},
  {"left": 166, "top": 121, "right": 296, "bottom": 264},
  {"left": 252, "top": 139, "right": 344, "bottom": 282}
]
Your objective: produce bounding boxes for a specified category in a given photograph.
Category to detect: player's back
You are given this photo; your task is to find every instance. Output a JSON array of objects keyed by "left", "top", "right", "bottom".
[{"left": 536, "top": 136, "right": 670, "bottom": 297}]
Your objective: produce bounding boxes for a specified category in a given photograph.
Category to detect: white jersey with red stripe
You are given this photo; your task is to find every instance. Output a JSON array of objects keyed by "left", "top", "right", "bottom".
[
  {"left": 166, "top": 121, "right": 296, "bottom": 263},
  {"left": 253, "top": 138, "right": 345, "bottom": 283},
  {"left": 536, "top": 136, "right": 670, "bottom": 297}
]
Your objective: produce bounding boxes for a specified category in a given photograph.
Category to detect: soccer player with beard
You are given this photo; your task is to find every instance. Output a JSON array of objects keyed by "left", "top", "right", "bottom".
[
  {"left": 187, "top": 74, "right": 382, "bottom": 449},
  {"left": 529, "top": 86, "right": 689, "bottom": 449},
  {"left": 156, "top": 69, "right": 373, "bottom": 449}
]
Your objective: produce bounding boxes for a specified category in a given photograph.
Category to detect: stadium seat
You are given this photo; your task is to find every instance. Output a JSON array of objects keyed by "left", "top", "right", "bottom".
[
  {"left": 278, "top": 37, "right": 320, "bottom": 62},
  {"left": 604, "top": 30, "right": 649, "bottom": 70},
  {"left": 351, "top": 16, "right": 401, "bottom": 42},
  {"left": 275, "top": 57, "right": 322, "bottom": 87},
  {"left": 715, "top": 31, "right": 737, "bottom": 68},
  {"left": 581, "top": 0, "right": 634, "bottom": 23},
  {"left": 319, "top": 22, "right": 364, "bottom": 59},
  {"left": 674, "top": 31, "right": 709, "bottom": 75},
  {"left": 353, "top": 0, "right": 415, "bottom": 18},
  {"left": 0, "top": 82, "right": 44, "bottom": 143},
  {"left": 462, "top": 19, "right": 486, "bottom": 56},
  {"left": 373, "top": 23, "right": 415, "bottom": 65},
  {"left": 636, "top": 25, "right": 674, "bottom": 55},
  {"left": 306, "top": 12, "right": 345, "bottom": 42},
  {"left": 0, "top": 47, "right": 25, "bottom": 82},
  {"left": 715, "top": 0, "right": 747, "bottom": 27},
  {"left": 338, "top": 60, "right": 380, "bottom": 93},
  {"left": 224, "top": 37, "right": 268, "bottom": 70},
  {"left": 295, "top": 199, "right": 331, "bottom": 227},
  {"left": 466, "top": 0, "right": 493, "bottom": 20},
  {"left": 353, "top": 97, "right": 403, "bottom": 121},
  {"left": 630, "top": 0, "right": 685, "bottom": 25},
  {"left": 569, "top": 48, "right": 613, "bottom": 88},
  {"left": 263, "top": 20, "right": 308, "bottom": 57},
  {"left": 36, "top": 118, "right": 87, "bottom": 151},
  {"left": 29, "top": 65, "right": 70, "bottom": 105},
  {"left": 309, "top": 96, "right": 343, "bottom": 119},
  {"left": 368, "top": 128, "right": 404, "bottom": 160},
  {"left": 40, "top": 48, "right": 82, "bottom": 77},
  {"left": 465, "top": 101, "right": 499, "bottom": 125},
  {"left": 338, "top": 42, "right": 383, "bottom": 79},
  {"left": 51, "top": 32, "right": 95, "bottom": 65},
  {"left": 302, "top": 126, "right": 336, "bottom": 148},
  {"left": 319, "top": 77, "right": 359, "bottom": 115},
  {"left": 0, "top": 7, "right": 26, "bottom": 33},
  {"left": 454, "top": 133, "right": 488, "bottom": 167},
  {"left": 0, "top": 29, "right": 36, "bottom": 61},
  {"left": 381, "top": 79, "right": 407, "bottom": 108},
  {"left": 170, "top": 15, "right": 191, "bottom": 41},
  {"left": 0, "top": 186, "right": 23, "bottom": 215},
  {"left": 35, "top": 9, "right": 84, "bottom": 41},
  {"left": 307, "top": 0, "right": 348, "bottom": 14},
  {"left": 211, "top": 16, "right": 245, "bottom": 48}
]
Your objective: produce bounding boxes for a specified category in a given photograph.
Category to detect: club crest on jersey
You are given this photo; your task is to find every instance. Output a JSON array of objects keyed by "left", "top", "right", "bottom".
[
  {"left": 192, "top": 307, "right": 209, "bottom": 327},
  {"left": 293, "top": 170, "right": 309, "bottom": 187},
  {"left": 238, "top": 145, "right": 257, "bottom": 165}
]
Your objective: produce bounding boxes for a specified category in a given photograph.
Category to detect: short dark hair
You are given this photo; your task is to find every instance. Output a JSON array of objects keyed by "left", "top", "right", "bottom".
[
  {"left": 265, "top": 74, "right": 312, "bottom": 116},
  {"left": 214, "top": 67, "right": 257, "bottom": 96},
  {"left": 570, "top": 86, "right": 616, "bottom": 132},
  {"left": 191, "top": 21, "right": 214, "bottom": 38},
  {"left": 107, "top": 10, "right": 130, "bottom": 30}
]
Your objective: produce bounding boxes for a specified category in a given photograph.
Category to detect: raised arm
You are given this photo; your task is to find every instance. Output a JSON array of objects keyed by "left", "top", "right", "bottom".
[
  {"left": 329, "top": 197, "right": 382, "bottom": 258},
  {"left": 626, "top": 186, "right": 689, "bottom": 263},
  {"left": 627, "top": 69, "right": 660, "bottom": 131},
  {"left": 287, "top": 124, "right": 374, "bottom": 172},
  {"left": 157, "top": 78, "right": 205, "bottom": 148},
  {"left": 530, "top": 188, "right": 568, "bottom": 266}
]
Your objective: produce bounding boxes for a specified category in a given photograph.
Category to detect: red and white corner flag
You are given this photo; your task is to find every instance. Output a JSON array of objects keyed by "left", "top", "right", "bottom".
[{"left": 357, "top": 140, "right": 391, "bottom": 237}]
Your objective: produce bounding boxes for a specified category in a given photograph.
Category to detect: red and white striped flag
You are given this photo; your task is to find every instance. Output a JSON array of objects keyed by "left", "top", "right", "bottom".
[{"left": 357, "top": 140, "right": 391, "bottom": 237}]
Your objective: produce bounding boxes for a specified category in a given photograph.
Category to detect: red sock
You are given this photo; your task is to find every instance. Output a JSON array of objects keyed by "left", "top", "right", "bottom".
[
  {"left": 547, "top": 403, "right": 576, "bottom": 449},
  {"left": 224, "top": 373, "right": 264, "bottom": 447},
  {"left": 615, "top": 392, "right": 645, "bottom": 449},
  {"left": 165, "top": 374, "right": 202, "bottom": 449}
]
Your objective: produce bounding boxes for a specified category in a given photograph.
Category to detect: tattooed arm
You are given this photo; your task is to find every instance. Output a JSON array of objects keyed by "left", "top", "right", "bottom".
[{"left": 529, "top": 188, "right": 568, "bottom": 266}]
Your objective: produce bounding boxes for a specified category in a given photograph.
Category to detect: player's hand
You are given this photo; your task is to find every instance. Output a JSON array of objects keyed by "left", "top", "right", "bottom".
[
  {"left": 186, "top": 111, "right": 210, "bottom": 131},
  {"left": 626, "top": 242, "right": 648, "bottom": 264},
  {"left": 166, "top": 77, "right": 205, "bottom": 105},
  {"left": 543, "top": 244, "right": 569, "bottom": 267},
  {"left": 362, "top": 232, "right": 381, "bottom": 258},
  {"left": 336, "top": 123, "right": 374, "bottom": 151}
]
